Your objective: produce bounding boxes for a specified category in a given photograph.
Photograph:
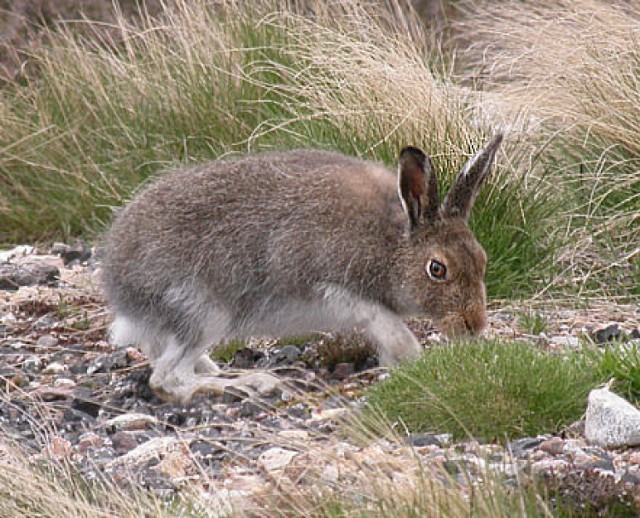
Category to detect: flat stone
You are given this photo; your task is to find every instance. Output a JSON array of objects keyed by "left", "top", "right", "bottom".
[
  {"left": 0, "top": 245, "right": 34, "bottom": 263},
  {"left": 405, "top": 433, "right": 442, "bottom": 447},
  {"left": 36, "top": 335, "right": 58, "bottom": 348},
  {"left": 106, "top": 412, "right": 158, "bottom": 432},
  {"left": 53, "top": 378, "right": 76, "bottom": 389},
  {"left": 108, "top": 436, "right": 184, "bottom": 468},
  {"left": 258, "top": 447, "right": 299, "bottom": 472},
  {"left": 585, "top": 387, "right": 640, "bottom": 448},
  {"left": 33, "top": 386, "right": 72, "bottom": 401},
  {"left": 508, "top": 437, "right": 546, "bottom": 458},
  {"left": 277, "top": 430, "right": 309, "bottom": 441},
  {"left": 310, "top": 407, "right": 348, "bottom": 421},
  {"left": 0, "top": 258, "right": 60, "bottom": 290}
]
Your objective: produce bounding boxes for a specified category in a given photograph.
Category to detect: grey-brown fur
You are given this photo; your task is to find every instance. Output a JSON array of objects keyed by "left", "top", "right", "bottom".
[{"left": 102, "top": 136, "right": 502, "bottom": 402}]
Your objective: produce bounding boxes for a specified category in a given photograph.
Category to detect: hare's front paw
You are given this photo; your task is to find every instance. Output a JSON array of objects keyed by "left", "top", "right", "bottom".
[{"left": 363, "top": 310, "right": 422, "bottom": 366}]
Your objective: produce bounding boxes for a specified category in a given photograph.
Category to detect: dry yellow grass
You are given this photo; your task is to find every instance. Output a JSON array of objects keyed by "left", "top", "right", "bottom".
[{"left": 455, "top": 0, "right": 640, "bottom": 298}]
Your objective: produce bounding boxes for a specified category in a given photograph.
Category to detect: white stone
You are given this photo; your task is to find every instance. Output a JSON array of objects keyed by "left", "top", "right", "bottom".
[
  {"left": 43, "top": 362, "right": 67, "bottom": 375},
  {"left": 585, "top": 387, "right": 640, "bottom": 448},
  {"left": 550, "top": 335, "right": 580, "bottom": 347},
  {"left": 53, "top": 378, "right": 76, "bottom": 389},
  {"left": 0, "top": 245, "right": 34, "bottom": 263},
  {"left": 106, "top": 412, "right": 158, "bottom": 431},
  {"left": 258, "top": 447, "right": 299, "bottom": 472}
]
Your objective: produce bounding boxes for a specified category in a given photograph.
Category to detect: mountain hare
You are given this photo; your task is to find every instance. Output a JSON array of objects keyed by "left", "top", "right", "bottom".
[{"left": 102, "top": 135, "right": 502, "bottom": 402}]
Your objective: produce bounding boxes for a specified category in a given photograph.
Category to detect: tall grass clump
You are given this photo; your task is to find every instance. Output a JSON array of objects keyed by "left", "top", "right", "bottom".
[
  {"left": 0, "top": 0, "right": 558, "bottom": 299},
  {"left": 457, "top": 0, "right": 640, "bottom": 299},
  {"left": 367, "top": 339, "right": 602, "bottom": 441}
]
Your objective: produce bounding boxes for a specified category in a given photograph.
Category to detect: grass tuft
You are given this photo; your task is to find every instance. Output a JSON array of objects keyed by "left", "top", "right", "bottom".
[
  {"left": 367, "top": 339, "right": 602, "bottom": 441},
  {"left": 458, "top": 0, "right": 640, "bottom": 299},
  {"left": 517, "top": 310, "right": 548, "bottom": 335}
]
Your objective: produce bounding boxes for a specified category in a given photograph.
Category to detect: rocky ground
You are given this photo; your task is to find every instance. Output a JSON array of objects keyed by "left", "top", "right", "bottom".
[{"left": 1, "top": 244, "right": 640, "bottom": 515}]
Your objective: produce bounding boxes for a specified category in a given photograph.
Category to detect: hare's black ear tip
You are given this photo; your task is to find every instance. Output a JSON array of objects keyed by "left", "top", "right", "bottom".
[{"left": 399, "top": 145, "right": 426, "bottom": 162}]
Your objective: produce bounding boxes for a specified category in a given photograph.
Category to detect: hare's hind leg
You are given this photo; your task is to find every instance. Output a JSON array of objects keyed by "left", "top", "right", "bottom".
[
  {"left": 150, "top": 336, "right": 281, "bottom": 403},
  {"left": 146, "top": 309, "right": 280, "bottom": 403}
]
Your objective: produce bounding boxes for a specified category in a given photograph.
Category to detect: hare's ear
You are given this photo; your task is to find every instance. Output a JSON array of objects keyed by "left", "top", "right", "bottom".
[
  {"left": 398, "top": 146, "right": 439, "bottom": 231},
  {"left": 442, "top": 134, "right": 503, "bottom": 221}
]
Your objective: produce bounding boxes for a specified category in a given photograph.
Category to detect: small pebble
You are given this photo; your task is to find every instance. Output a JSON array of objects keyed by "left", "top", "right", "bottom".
[
  {"left": 550, "top": 335, "right": 580, "bottom": 347},
  {"left": 539, "top": 437, "right": 565, "bottom": 456},
  {"left": 111, "top": 431, "right": 140, "bottom": 454},
  {"left": 77, "top": 432, "right": 104, "bottom": 453},
  {"left": 43, "top": 362, "right": 67, "bottom": 375},
  {"left": 54, "top": 378, "right": 76, "bottom": 389},
  {"left": 258, "top": 447, "right": 299, "bottom": 472},
  {"left": 106, "top": 413, "right": 158, "bottom": 432},
  {"left": 36, "top": 335, "right": 58, "bottom": 348},
  {"left": 23, "top": 356, "right": 43, "bottom": 371}
]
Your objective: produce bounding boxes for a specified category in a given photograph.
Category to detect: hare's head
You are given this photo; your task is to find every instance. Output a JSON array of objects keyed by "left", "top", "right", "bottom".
[{"left": 394, "top": 135, "right": 503, "bottom": 336}]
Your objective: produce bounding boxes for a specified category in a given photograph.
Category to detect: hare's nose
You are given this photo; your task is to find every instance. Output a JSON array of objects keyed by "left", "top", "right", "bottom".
[{"left": 464, "top": 307, "right": 487, "bottom": 335}]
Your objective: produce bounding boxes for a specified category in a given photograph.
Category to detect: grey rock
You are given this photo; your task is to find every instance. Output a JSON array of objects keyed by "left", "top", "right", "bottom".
[
  {"left": 111, "top": 431, "right": 142, "bottom": 454},
  {"left": 0, "top": 261, "right": 60, "bottom": 290},
  {"left": 592, "top": 324, "right": 622, "bottom": 344},
  {"left": 23, "top": 355, "right": 43, "bottom": 371},
  {"left": 585, "top": 387, "right": 640, "bottom": 448},
  {"left": 405, "top": 433, "right": 442, "bottom": 447},
  {"left": 231, "top": 348, "right": 263, "bottom": 369},
  {"left": 36, "top": 334, "right": 58, "bottom": 348},
  {"left": 57, "top": 242, "right": 91, "bottom": 266},
  {"left": 270, "top": 345, "right": 301, "bottom": 365},
  {"left": 240, "top": 400, "right": 262, "bottom": 418},
  {"left": 508, "top": 437, "right": 546, "bottom": 458}
]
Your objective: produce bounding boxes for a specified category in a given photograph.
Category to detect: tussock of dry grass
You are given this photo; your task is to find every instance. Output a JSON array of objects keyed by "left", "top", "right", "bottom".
[
  {"left": 457, "top": 0, "right": 640, "bottom": 298},
  {"left": 0, "top": 440, "right": 172, "bottom": 517}
]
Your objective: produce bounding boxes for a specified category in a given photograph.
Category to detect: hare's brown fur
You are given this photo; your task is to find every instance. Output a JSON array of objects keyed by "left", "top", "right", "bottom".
[{"left": 102, "top": 139, "right": 502, "bottom": 402}]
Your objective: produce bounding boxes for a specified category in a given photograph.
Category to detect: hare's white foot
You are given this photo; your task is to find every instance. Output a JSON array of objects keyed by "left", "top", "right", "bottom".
[
  {"left": 364, "top": 310, "right": 422, "bottom": 366},
  {"left": 151, "top": 370, "right": 280, "bottom": 403}
]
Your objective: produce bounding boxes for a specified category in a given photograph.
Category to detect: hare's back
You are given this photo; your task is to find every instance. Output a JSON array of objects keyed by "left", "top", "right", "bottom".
[{"left": 105, "top": 149, "right": 402, "bottom": 284}]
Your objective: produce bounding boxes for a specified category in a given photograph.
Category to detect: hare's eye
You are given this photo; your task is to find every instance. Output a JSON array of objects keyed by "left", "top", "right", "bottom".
[{"left": 426, "top": 259, "right": 447, "bottom": 281}]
